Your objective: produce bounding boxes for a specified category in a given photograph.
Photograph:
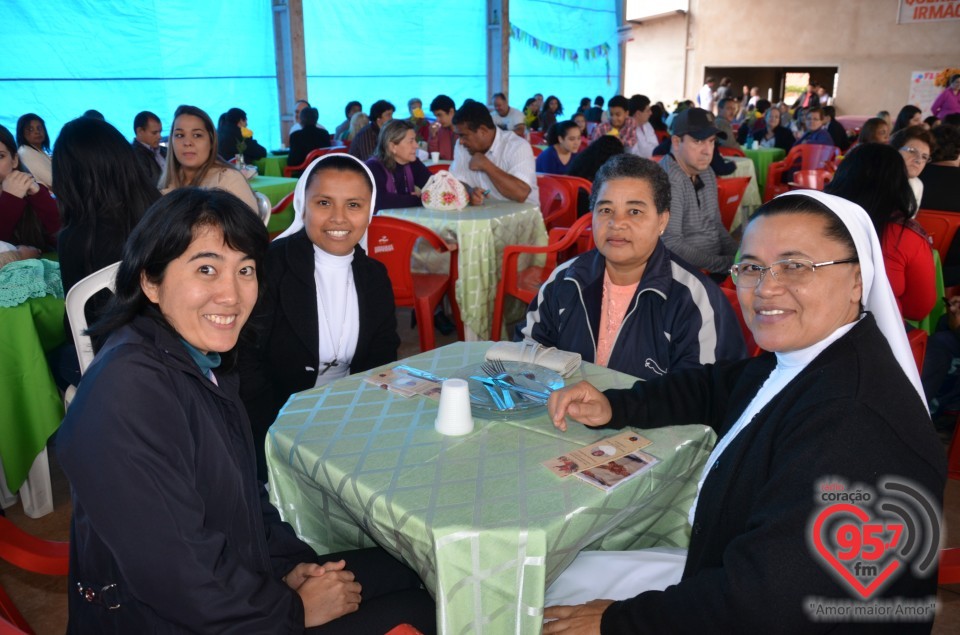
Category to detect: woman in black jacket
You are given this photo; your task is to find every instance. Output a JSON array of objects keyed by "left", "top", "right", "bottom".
[
  {"left": 241, "top": 153, "right": 400, "bottom": 480},
  {"left": 217, "top": 106, "right": 268, "bottom": 164},
  {"left": 57, "top": 187, "right": 434, "bottom": 633}
]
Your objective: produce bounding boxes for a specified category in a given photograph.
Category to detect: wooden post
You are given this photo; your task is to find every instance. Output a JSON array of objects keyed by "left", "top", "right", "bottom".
[
  {"left": 273, "top": 0, "right": 306, "bottom": 146},
  {"left": 487, "top": 0, "right": 509, "bottom": 105},
  {"left": 617, "top": 0, "right": 626, "bottom": 95}
]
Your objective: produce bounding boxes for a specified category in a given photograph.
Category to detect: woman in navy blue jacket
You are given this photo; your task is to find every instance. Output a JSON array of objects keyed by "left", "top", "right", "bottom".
[
  {"left": 57, "top": 188, "right": 433, "bottom": 633},
  {"left": 518, "top": 154, "right": 745, "bottom": 380}
]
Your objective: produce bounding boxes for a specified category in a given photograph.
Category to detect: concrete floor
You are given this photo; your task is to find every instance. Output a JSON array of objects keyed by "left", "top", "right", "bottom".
[{"left": 2, "top": 309, "right": 958, "bottom": 633}]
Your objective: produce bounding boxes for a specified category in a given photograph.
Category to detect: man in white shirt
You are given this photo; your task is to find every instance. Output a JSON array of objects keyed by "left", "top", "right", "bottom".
[
  {"left": 450, "top": 100, "right": 538, "bottom": 205},
  {"left": 287, "top": 99, "right": 310, "bottom": 135},
  {"left": 627, "top": 94, "right": 659, "bottom": 159},
  {"left": 698, "top": 77, "right": 717, "bottom": 114},
  {"left": 490, "top": 93, "right": 526, "bottom": 137}
]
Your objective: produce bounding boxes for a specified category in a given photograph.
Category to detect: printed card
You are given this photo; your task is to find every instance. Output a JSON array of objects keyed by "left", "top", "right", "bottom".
[
  {"left": 542, "top": 431, "right": 652, "bottom": 477},
  {"left": 364, "top": 368, "right": 443, "bottom": 401},
  {"left": 575, "top": 451, "right": 660, "bottom": 491}
]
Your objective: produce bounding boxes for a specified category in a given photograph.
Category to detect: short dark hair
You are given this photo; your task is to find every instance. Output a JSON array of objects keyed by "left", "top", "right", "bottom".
[
  {"left": 858, "top": 118, "right": 889, "bottom": 144},
  {"left": 805, "top": 106, "right": 824, "bottom": 118},
  {"left": 931, "top": 124, "right": 960, "bottom": 162},
  {"left": 628, "top": 94, "right": 651, "bottom": 116},
  {"left": 88, "top": 187, "right": 269, "bottom": 368},
  {"left": 303, "top": 154, "right": 374, "bottom": 195},
  {"left": 546, "top": 120, "right": 581, "bottom": 146},
  {"left": 83, "top": 109, "right": 105, "bottom": 121},
  {"left": 755, "top": 99, "right": 772, "bottom": 114},
  {"left": 749, "top": 194, "right": 857, "bottom": 259},
  {"left": 16, "top": 113, "right": 50, "bottom": 151},
  {"left": 430, "top": 94, "right": 456, "bottom": 113},
  {"left": 705, "top": 76, "right": 715, "bottom": 84},
  {"left": 590, "top": 153, "right": 670, "bottom": 214},
  {"left": 943, "top": 113, "right": 960, "bottom": 127},
  {"left": 452, "top": 100, "right": 495, "bottom": 131},
  {"left": 594, "top": 96, "right": 605, "bottom": 107},
  {"left": 823, "top": 105, "right": 837, "bottom": 119},
  {"left": 134, "top": 111, "right": 161, "bottom": 133},
  {"left": 567, "top": 136, "right": 625, "bottom": 182},
  {"left": 493, "top": 92, "right": 507, "bottom": 102},
  {"left": 370, "top": 100, "right": 395, "bottom": 123},
  {"left": 607, "top": 95, "right": 629, "bottom": 112},
  {"left": 717, "top": 97, "right": 735, "bottom": 112},
  {"left": 300, "top": 107, "right": 319, "bottom": 127},
  {"left": 890, "top": 125, "right": 936, "bottom": 153},
  {"left": 345, "top": 101, "right": 362, "bottom": 118},
  {"left": 223, "top": 108, "right": 247, "bottom": 126}
]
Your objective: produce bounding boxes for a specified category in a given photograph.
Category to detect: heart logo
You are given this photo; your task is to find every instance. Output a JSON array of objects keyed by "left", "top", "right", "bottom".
[{"left": 811, "top": 503, "right": 903, "bottom": 599}]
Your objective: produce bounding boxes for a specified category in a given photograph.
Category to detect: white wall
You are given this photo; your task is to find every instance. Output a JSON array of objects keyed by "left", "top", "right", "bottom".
[{"left": 623, "top": 0, "right": 960, "bottom": 115}]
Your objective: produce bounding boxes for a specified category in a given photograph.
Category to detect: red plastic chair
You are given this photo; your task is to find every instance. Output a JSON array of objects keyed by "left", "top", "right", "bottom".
[
  {"left": 654, "top": 129, "right": 670, "bottom": 142},
  {"left": 720, "top": 287, "right": 762, "bottom": 357},
  {"left": 366, "top": 216, "right": 463, "bottom": 351},
  {"left": 282, "top": 146, "right": 348, "bottom": 177},
  {"left": 532, "top": 145, "right": 544, "bottom": 157},
  {"left": 787, "top": 169, "right": 833, "bottom": 191},
  {"left": 490, "top": 214, "right": 594, "bottom": 340},
  {"left": 718, "top": 146, "right": 746, "bottom": 158},
  {"left": 716, "top": 176, "right": 751, "bottom": 231},
  {"left": 907, "top": 328, "right": 928, "bottom": 373},
  {"left": 764, "top": 145, "right": 840, "bottom": 202},
  {"left": 941, "top": 548, "right": 960, "bottom": 584},
  {"left": 528, "top": 131, "right": 545, "bottom": 145},
  {"left": 384, "top": 626, "right": 424, "bottom": 635},
  {"left": 916, "top": 209, "right": 960, "bottom": 256},
  {"left": 0, "top": 517, "right": 69, "bottom": 634},
  {"left": 537, "top": 175, "right": 576, "bottom": 232},
  {"left": 271, "top": 191, "right": 294, "bottom": 216}
]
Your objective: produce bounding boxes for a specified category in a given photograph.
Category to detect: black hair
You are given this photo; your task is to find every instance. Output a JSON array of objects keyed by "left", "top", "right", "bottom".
[
  {"left": 943, "top": 113, "right": 960, "bottom": 127},
  {"left": 924, "top": 115, "right": 940, "bottom": 129},
  {"left": 567, "top": 136, "right": 625, "bottom": 182},
  {"left": 544, "top": 95, "right": 563, "bottom": 115},
  {"left": 717, "top": 97, "right": 736, "bottom": 112},
  {"left": 83, "top": 110, "right": 105, "bottom": 121},
  {"left": 134, "top": 111, "right": 161, "bottom": 133},
  {"left": 858, "top": 118, "right": 889, "bottom": 144},
  {"left": 493, "top": 92, "right": 507, "bottom": 102},
  {"left": 300, "top": 107, "right": 319, "bottom": 127},
  {"left": 16, "top": 113, "right": 50, "bottom": 151},
  {"left": 303, "top": 154, "right": 374, "bottom": 194},
  {"left": 755, "top": 99, "right": 772, "bottom": 114},
  {"left": 749, "top": 194, "right": 857, "bottom": 258},
  {"left": 452, "top": 100, "right": 495, "bottom": 131},
  {"left": 893, "top": 105, "right": 922, "bottom": 134},
  {"left": 53, "top": 117, "right": 161, "bottom": 274},
  {"left": 590, "top": 154, "right": 670, "bottom": 214},
  {"left": 931, "top": 124, "right": 960, "bottom": 163},
  {"left": 579, "top": 97, "right": 591, "bottom": 109},
  {"left": 607, "top": 95, "right": 629, "bottom": 112},
  {"left": 649, "top": 104, "right": 668, "bottom": 132},
  {"left": 594, "top": 96, "right": 605, "bottom": 107},
  {"left": 345, "top": 101, "right": 362, "bottom": 118},
  {"left": 1, "top": 124, "right": 50, "bottom": 247},
  {"left": 824, "top": 143, "right": 916, "bottom": 239},
  {"left": 88, "top": 187, "right": 268, "bottom": 369},
  {"left": 822, "top": 105, "right": 837, "bottom": 119},
  {"left": 430, "top": 94, "right": 456, "bottom": 113},
  {"left": 0, "top": 125, "right": 24, "bottom": 171},
  {"left": 628, "top": 94, "right": 651, "bottom": 116},
  {"left": 370, "top": 100, "right": 395, "bottom": 123},
  {"left": 546, "top": 120, "right": 581, "bottom": 146},
  {"left": 223, "top": 108, "right": 247, "bottom": 126}
]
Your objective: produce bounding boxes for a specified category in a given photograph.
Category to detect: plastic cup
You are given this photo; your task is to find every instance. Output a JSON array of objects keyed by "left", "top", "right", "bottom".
[
  {"left": 434, "top": 378, "right": 474, "bottom": 436},
  {"left": 430, "top": 151, "right": 440, "bottom": 163}
]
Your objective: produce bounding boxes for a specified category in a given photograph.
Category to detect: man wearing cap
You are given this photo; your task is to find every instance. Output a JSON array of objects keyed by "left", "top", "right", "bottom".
[{"left": 659, "top": 108, "right": 738, "bottom": 276}]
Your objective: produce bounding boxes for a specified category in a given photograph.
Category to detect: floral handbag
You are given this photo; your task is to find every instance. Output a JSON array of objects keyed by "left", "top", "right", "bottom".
[{"left": 420, "top": 170, "right": 469, "bottom": 211}]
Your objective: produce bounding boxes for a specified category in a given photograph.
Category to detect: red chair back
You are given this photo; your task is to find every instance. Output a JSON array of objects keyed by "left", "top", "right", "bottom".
[
  {"left": 654, "top": 129, "right": 670, "bottom": 142},
  {"left": 537, "top": 175, "right": 576, "bottom": 231},
  {"left": 532, "top": 145, "right": 544, "bottom": 157},
  {"left": 720, "top": 287, "right": 762, "bottom": 357},
  {"left": 0, "top": 517, "right": 69, "bottom": 634},
  {"left": 941, "top": 548, "right": 960, "bottom": 584},
  {"left": 426, "top": 163, "right": 448, "bottom": 174},
  {"left": 789, "top": 169, "right": 833, "bottom": 191},
  {"left": 915, "top": 209, "right": 960, "bottom": 256},
  {"left": 716, "top": 177, "right": 751, "bottom": 231},
  {"left": 718, "top": 146, "right": 746, "bottom": 158},
  {"left": 491, "top": 214, "right": 594, "bottom": 340},
  {"left": 907, "top": 328, "right": 927, "bottom": 373},
  {"left": 788, "top": 144, "right": 840, "bottom": 171},
  {"left": 282, "top": 146, "right": 348, "bottom": 177},
  {"left": 529, "top": 131, "right": 545, "bottom": 145},
  {"left": 271, "top": 191, "right": 295, "bottom": 216},
  {"left": 366, "top": 216, "right": 462, "bottom": 350}
]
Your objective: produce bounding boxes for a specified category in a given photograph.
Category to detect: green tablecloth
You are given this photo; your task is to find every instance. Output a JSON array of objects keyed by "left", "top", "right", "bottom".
[
  {"left": 249, "top": 176, "right": 298, "bottom": 235},
  {"left": 742, "top": 147, "right": 786, "bottom": 193},
  {"left": 0, "top": 295, "right": 66, "bottom": 490},
  {"left": 254, "top": 152, "right": 289, "bottom": 177},
  {"left": 267, "top": 341, "right": 715, "bottom": 635},
  {"left": 379, "top": 201, "right": 549, "bottom": 339}
]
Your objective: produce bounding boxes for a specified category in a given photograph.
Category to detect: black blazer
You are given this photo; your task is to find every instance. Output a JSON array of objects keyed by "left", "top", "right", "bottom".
[
  {"left": 130, "top": 140, "right": 166, "bottom": 186},
  {"left": 239, "top": 228, "right": 399, "bottom": 479},
  {"left": 288, "top": 126, "right": 331, "bottom": 166},
  {"left": 599, "top": 315, "right": 946, "bottom": 633}
]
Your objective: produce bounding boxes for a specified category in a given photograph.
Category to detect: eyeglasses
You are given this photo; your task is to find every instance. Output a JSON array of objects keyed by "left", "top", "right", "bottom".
[
  {"left": 729, "top": 258, "right": 859, "bottom": 288},
  {"left": 899, "top": 146, "right": 930, "bottom": 163}
]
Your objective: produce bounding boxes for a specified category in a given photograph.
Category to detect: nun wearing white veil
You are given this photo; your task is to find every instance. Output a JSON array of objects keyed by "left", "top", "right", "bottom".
[
  {"left": 239, "top": 153, "right": 400, "bottom": 481},
  {"left": 542, "top": 191, "right": 946, "bottom": 634}
]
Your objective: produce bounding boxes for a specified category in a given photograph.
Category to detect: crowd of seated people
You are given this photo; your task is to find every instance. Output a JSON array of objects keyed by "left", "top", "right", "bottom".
[{"left": 4, "top": 87, "right": 958, "bottom": 633}]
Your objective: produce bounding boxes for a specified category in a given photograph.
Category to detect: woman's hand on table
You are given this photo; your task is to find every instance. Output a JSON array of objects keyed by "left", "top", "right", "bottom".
[
  {"left": 548, "top": 381, "right": 612, "bottom": 431},
  {"left": 294, "top": 559, "right": 363, "bottom": 627},
  {"left": 2, "top": 171, "right": 39, "bottom": 198},
  {"left": 543, "top": 600, "right": 614, "bottom": 634}
]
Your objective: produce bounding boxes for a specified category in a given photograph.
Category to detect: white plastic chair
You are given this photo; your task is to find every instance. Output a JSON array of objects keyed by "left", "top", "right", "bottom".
[
  {"left": 65, "top": 261, "right": 120, "bottom": 375},
  {"left": 254, "top": 192, "right": 271, "bottom": 227}
]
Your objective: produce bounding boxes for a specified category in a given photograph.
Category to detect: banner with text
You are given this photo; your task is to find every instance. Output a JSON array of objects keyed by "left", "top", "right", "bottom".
[{"left": 898, "top": 0, "right": 960, "bottom": 23}]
